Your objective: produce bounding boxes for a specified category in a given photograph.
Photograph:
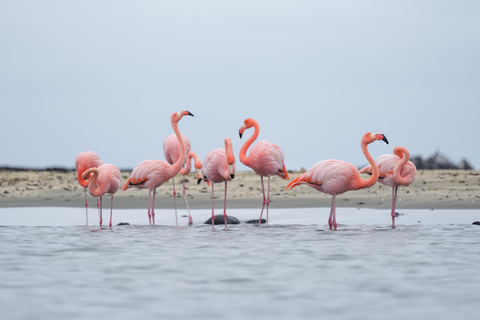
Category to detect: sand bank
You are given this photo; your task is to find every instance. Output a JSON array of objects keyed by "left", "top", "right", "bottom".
[{"left": 0, "top": 169, "right": 479, "bottom": 210}]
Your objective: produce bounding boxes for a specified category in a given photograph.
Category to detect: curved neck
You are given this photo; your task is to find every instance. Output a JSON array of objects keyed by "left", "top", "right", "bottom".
[
  {"left": 393, "top": 147, "right": 411, "bottom": 184},
  {"left": 84, "top": 168, "right": 104, "bottom": 197},
  {"left": 78, "top": 170, "right": 89, "bottom": 188},
  {"left": 180, "top": 151, "right": 195, "bottom": 175},
  {"left": 239, "top": 122, "right": 259, "bottom": 166},
  {"left": 357, "top": 140, "right": 379, "bottom": 189},
  {"left": 170, "top": 119, "right": 186, "bottom": 175}
]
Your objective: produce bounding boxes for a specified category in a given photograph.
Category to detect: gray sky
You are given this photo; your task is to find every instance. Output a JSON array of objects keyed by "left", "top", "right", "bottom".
[{"left": 1, "top": 0, "right": 479, "bottom": 171}]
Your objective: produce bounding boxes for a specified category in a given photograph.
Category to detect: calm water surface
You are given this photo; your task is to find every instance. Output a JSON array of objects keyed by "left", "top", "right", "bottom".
[{"left": 1, "top": 207, "right": 479, "bottom": 320}]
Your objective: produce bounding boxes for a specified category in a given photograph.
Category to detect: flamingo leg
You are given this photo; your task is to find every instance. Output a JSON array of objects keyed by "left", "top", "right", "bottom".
[
  {"left": 328, "top": 195, "right": 337, "bottom": 230},
  {"left": 147, "top": 190, "right": 152, "bottom": 225},
  {"left": 224, "top": 181, "right": 228, "bottom": 230},
  {"left": 266, "top": 177, "right": 271, "bottom": 225},
  {"left": 109, "top": 195, "right": 114, "bottom": 228},
  {"left": 99, "top": 196, "right": 103, "bottom": 228},
  {"left": 84, "top": 188, "right": 89, "bottom": 226},
  {"left": 391, "top": 187, "right": 398, "bottom": 229},
  {"left": 183, "top": 176, "right": 193, "bottom": 225},
  {"left": 172, "top": 178, "right": 178, "bottom": 226},
  {"left": 258, "top": 176, "right": 266, "bottom": 224},
  {"left": 211, "top": 183, "right": 215, "bottom": 229},
  {"left": 152, "top": 188, "right": 156, "bottom": 225}
]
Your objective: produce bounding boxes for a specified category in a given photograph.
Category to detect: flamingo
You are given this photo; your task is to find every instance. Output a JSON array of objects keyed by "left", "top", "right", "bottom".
[
  {"left": 81, "top": 164, "right": 121, "bottom": 228},
  {"left": 359, "top": 146, "right": 416, "bottom": 228},
  {"left": 285, "top": 132, "right": 389, "bottom": 230},
  {"left": 75, "top": 151, "right": 103, "bottom": 225},
  {"left": 163, "top": 134, "right": 203, "bottom": 225},
  {"left": 122, "top": 110, "right": 193, "bottom": 225},
  {"left": 202, "top": 138, "right": 235, "bottom": 229},
  {"left": 239, "top": 118, "right": 289, "bottom": 224}
]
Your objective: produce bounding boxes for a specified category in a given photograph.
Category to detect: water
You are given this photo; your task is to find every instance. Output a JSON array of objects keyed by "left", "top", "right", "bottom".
[{"left": 1, "top": 207, "right": 479, "bottom": 320}]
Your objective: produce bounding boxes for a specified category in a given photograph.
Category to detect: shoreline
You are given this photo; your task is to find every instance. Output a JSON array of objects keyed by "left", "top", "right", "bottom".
[{"left": 1, "top": 169, "right": 479, "bottom": 210}]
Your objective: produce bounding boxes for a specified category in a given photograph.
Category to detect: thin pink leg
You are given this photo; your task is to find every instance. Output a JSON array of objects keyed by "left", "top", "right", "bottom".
[
  {"left": 84, "top": 188, "right": 89, "bottom": 226},
  {"left": 172, "top": 178, "right": 178, "bottom": 226},
  {"left": 183, "top": 176, "right": 193, "bottom": 225},
  {"left": 266, "top": 177, "right": 271, "bottom": 225},
  {"left": 152, "top": 188, "right": 156, "bottom": 225},
  {"left": 328, "top": 195, "right": 337, "bottom": 230},
  {"left": 109, "top": 195, "right": 114, "bottom": 228},
  {"left": 332, "top": 195, "right": 337, "bottom": 230},
  {"left": 147, "top": 190, "right": 152, "bottom": 225},
  {"left": 258, "top": 177, "right": 266, "bottom": 224},
  {"left": 99, "top": 196, "right": 103, "bottom": 228},
  {"left": 223, "top": 182, "right": 228, "bottom": 230},
  {"left": 391, "top": 187, "right": 398, "bottom": 229},
  {"left": 211, "top": 183, "right": 215, "bottom": 229}
]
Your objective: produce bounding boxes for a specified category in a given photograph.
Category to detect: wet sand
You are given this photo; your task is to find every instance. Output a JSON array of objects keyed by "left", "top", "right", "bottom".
[{"left": 0, "top": 169, "right": 479, "bottom": 210}]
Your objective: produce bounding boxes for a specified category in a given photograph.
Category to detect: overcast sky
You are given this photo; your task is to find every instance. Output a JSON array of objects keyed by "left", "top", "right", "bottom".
[{"left": 1, "top": 1, "right": 479, "bottom": 172}]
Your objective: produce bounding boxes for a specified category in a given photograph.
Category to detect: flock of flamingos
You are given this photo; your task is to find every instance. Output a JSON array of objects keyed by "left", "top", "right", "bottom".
[{"left": 75, "top": 110, "right": 416, "bottom": 230}]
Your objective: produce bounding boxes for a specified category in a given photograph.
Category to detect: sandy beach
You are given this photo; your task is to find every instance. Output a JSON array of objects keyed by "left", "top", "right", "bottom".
[{"left": 0, "top": 169, "right": 479, "bottom": 210}]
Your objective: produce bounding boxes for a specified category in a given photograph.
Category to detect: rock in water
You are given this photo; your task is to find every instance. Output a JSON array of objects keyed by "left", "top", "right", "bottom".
[
  {"left": 204, "top": 214, "right": 240, "bottom": 225},
  {"left": 116, "top": 222, "right": 130, "bottom": 226},
  {"left": 245, "top": 219, "right": 267, "bottom": 224},
  {"left": 472, "top": 221, "right": 480, "bottom": 225}
]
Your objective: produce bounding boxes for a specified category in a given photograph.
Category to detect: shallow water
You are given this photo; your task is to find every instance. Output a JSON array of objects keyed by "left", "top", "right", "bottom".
[{"left": 1, "top": 207, "right": 479, "bottom": 320}]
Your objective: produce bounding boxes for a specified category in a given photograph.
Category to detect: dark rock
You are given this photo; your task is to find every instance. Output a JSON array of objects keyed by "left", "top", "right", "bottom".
[
  {"left": 394, "top": 212, "right": 400, "bottom": 217},
  {"left": 204, "top": 214, "right": 240, "bottom": 225},
  {"left": 116, "top": 222, "right": 130, "bottom": 226},
  {"left": 245, "top": 219, "right": 267, "bottom": 224},
  {"left": 410, "top": 152, "right": 475, "bottom": 170},
  {"left": 472, "top": 221, "right": 480, "bottom": 225}
]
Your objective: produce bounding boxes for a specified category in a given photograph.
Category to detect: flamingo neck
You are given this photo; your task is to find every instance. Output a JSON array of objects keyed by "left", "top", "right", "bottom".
[
  {"left": 357, "top": 140, "right": 379, "bottom": 189},
  {"left": 393, "top": 147, "right": 411, "bottom": 185},
  {"left": 86, "top": 169, "right": 104, "bottom": 197},
  {"left": 179, "top": 151, "right": 194, "bottom": 175},
  {"left": 170, "top": 120, "right": 186, "bottom": 175},
  {"left": 239, "top": 122, "right": 259, "bottom": 166},
  {"left": 78, "top": 170, "right": 89, "bottom": 188}
]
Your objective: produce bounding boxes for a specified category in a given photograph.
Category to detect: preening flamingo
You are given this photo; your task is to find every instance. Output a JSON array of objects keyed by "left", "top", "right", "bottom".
[
  {"left": 359, "top": 146, "right": 416, "bottom": 228},
  {"left": 202, "top": 138, "right": 235, "bottom": 229},
  {"left": 81, "top": 164, "right": 121, "bottom": 228},
  {"left": 122, "top": 111, "right": 193, "bottom": 225},
  {"left": 285, "top": 133, "right": 389, "bottom": 230},
  {"left": 239, "top": 118, "right": 289, "bottom": 224},
  {"left": 163, "top": 134, "right": 202, "bottom": 225},
  {"left": 75, "top": 151, "right": 103, "bottom": 225}
]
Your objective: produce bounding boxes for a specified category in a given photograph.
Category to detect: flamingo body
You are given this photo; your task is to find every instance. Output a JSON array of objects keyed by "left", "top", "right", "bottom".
[
  {"left": 81, "top": 163, "right": 121, "bottom": 227},
  {"left": 75, "top": 151, "right": 103, "bottom": 225},
  {"left": 163, "top": 134, "right": 191, "bottom": 165},
  {"left": 285, "top": 132, "right": 389, "bottom": 230},
  {"left": 359, "top": 146, "right": 416, "bottom": 227}
]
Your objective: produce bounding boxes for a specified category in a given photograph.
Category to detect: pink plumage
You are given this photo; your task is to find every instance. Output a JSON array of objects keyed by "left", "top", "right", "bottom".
[
  {"left": 359, "top": 146, "right": 416, "bottom": 228},
  {"left": 285, "top": 132, "right": 389, "bottom": 230},
  {"left": 82, "top": 164, "right": 121, "bottom": 228},
  {"left": 202, "top": 138, "right": 235, "bottom": 229},
  {"left": 75, "top": 151, "right": 103, "bottom": 225},
  {"left": 123, "top": 110, "right": 194, "bottom": 225},
  {"left": 239, "top": 118, "right": 289, "bottom": 224}
]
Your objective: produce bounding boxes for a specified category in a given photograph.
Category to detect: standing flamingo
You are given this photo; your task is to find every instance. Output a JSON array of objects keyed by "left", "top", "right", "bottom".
[
  {"left": 75, "top": 151, "right": 103, "bottom": 225},
  {"left": 202, "top": 138, "right": 235, "bottom": 229},
  {"left": 359, "top": 146, "right": 416, "bottom": 228},
  {"left": 81, "top": 164, "right": 121, "bottom": 228},
  {"left": 239, "top": 118, "right": 289, "bottom": 224},
  {"left": 122, "top": 111, "right": 193, "bottom": 225},
  {"left": 285, "top": 132, "right": 389, "bottom": 230},
  {"left": 163, "top": 134, "right": 202, "bottom": 225}
]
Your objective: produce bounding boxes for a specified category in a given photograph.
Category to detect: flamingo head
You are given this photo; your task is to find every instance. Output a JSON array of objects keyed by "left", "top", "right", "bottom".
[
  {"left": 363, "top": 132, "right": 389, "bottom": 145},
  {"left": 238, "top": 118, "right": 257, "bottom": 138},
  {"left": 171, "top": 110, "right": 194, "bottom": 123}
]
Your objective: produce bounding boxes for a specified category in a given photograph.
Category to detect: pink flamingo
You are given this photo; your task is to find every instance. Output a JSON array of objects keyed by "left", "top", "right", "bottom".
[
  {"left": 163, "top": 134, "right": 203, "bottom": 225},
  {"left": 81, "top": 164, "right": 121, "bottom": 228},
  {"left": 122, "top": 111, "right": 193, "bottom": 225},
  {"left": 202, "top": 138, "right": 236, "bottom": 229},
  {"left": 285, "top": 133, "right": 389, "bottom": 230},
  {"left": 359, "top": 146, "right": 416, "bottom": 228},
  {"left": 75, "top": 151, "right": 103, "bottom": 225},
  {"left": 239, "top": 118, "right": 289, "bottom": 224}
]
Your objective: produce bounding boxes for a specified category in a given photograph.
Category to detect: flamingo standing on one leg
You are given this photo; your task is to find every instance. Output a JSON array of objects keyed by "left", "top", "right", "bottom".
[
  {"left": 75, "top": 151, "right": 103, "bottom": 225},
  {"left": 202, "top": 138, "right": 235, "bottom": 229},
  {"left": 81, "top": 164, "right": 121, "bottom": 228},
  {"left": 122, "top": 111, "right": 193, "bottom": 225},
  {"left": 163, "top": 134, "right": 202, "bottom": 225},
  {"left": 359, "top": 146, "right": 416, "bottom": 228},
  {"left": 285, "top": 133, "right": 389, "bottom": 230},
  {"left": 239, "top": 118, "right": 289, "bottom": 224}
]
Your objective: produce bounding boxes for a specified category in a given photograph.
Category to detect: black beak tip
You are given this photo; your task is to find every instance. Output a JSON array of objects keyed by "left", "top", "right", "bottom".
[
  {"left": 197, "top": 178, "right": 202, "bottom": 185},
  {"left": 239, "top": 132, "right": 243, "bottom": 139},
  {"left": 382, "top": 135, "right": 389, "bottom": 144},
  {"left": 230, "top": 174, "right": 235, "bottom": 179},
  {"left": 186, "top": 110, "right": 194, "bottom": 117}
]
